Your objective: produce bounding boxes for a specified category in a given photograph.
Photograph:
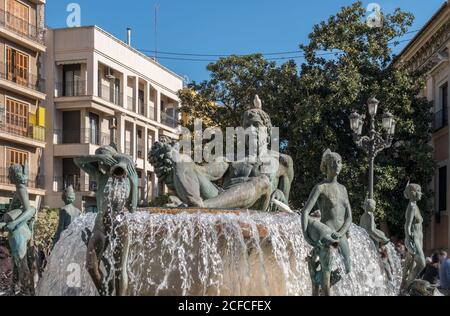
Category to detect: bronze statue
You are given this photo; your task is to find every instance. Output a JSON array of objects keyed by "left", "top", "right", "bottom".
[
  {"left": 148, "top": 95, "right": 294, "bottom": 211},
  {"left": 75, "top": 144, "right": 138, "bottom": 296},
  {"left": 360, "top": 198, "right": 390, "bottom": 248},
  {"left": 301, "top": 149, "right": 353, "bottom": 296},
  {"left": 53, "top": 186, "right": 81, "bottom": 246},
  {"left": 0, "top": 164, "right": 36, "bottom": 295},
  {"left": 401, "top": 182, "right": 426, "bottom": 292}
]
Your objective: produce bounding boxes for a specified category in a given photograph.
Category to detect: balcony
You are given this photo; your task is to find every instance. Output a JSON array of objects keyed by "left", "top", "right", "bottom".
[
  {"left": 0, "top": 9, "right": 45, "bottom": 51},
  {"left": 0, "top": 123, "right": 45, "bottom": 142},
  {"left": 0, "top": 62, "right": 45, "bottom": 96},
  {"left": 98, "top": 83, "right": 122, "bottom": 106},
  {"left": 0, "top": 167, "right": 44, "bottom": 190},
  {"left": 55, "top": 175, "right": 97, "bottom": 192},
  {"left": 138, "top": 99, "right": 146, "bottom": 116},
  {"left": 55, "top": 80, "right": 87, "bottom": 97},
  {"left": 125, "top": 141, "right": 132, "bottom": 156},
  {"left": 127, "top": 96, "right": 135, "bottom": 111},
  {"left": 148, "top": 105, "right": 155, "bottom": 120},
  {"left": 161, "top": 112, "right": 178, "bottom": 129},
  {"left": 137, "top": 144, "right": 145, "bottom": 159},
  {"left": 55, "top": 128, "right": 112, "bottom": 146},
  {"left": 433, "top": 107, "right": 448, "bottom": 132}
]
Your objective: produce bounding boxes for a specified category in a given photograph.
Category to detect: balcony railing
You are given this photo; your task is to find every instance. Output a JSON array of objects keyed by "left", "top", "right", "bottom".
[
  {"left": 98, "top": 83, "right": 122, "bottom": 106},
  {"left": 161, "top": 112, "right": 178, "bottom": 128},
  {"left": 127, "top": 96, "right": 135, "bottom": 111},
  {"left": 0, "top": 167, "right": 44, "bottom": 189},
  {"left": 125, "top": 141, "right": 132, "bottom": 156},
  {"left": 55, "top": 80, "right": 87, "bottom": 97},
  {"left": 138, "top": 99, "right": 146, "bottom": 116},
  {"left": 54, "top": 175, "right": 97, "bottom": 192},
  {"left": 0, "top": 61, "right": 45, "bottom": 92},
  {"left": 137, "top": 144, "right": 145, "bottom": 159},
  {"left": 0, "top": 123, "right": 45, "bottom": 142},
  {"left": 434, "top": 107, "right": 448, "bottom": 131},
  {"left": 148, "top": 105, "right": 155, "bottom": 120},
  {"left": 54, "top": 128, "right": 112, "bottom": 146},
  {"left": 0, "top": 8, "right": 45, "bottom": 45}
]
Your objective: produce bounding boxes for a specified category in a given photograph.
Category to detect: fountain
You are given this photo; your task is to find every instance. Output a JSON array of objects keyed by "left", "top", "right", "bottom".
[
  {"left": 36, "top": 96, "right": 411, "bottom": 296},
  {"left": 38, "top": 211, "right": 402, "bottom": 296}
]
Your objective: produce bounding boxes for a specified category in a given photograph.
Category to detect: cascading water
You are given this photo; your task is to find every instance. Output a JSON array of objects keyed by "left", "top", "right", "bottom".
[{"left": 37, "top": 208, "right": 402, "bottom": 296}]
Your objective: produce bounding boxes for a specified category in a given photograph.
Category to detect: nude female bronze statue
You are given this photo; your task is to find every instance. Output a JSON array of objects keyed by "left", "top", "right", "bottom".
[
  {"left": 75, "top": 144, "right": 138, "bottom": 296},
  {"left": 0, "top": 164, "right": 36, "bottom": 295},
  {"left": 301, "top": 149, "right": 353, "bottom": 296},
  {"left": 401, "top": 182, "right": 426, "bottom": 292},
  {"left": 360, "top": 198, "right": 390, "bottom": 248}
]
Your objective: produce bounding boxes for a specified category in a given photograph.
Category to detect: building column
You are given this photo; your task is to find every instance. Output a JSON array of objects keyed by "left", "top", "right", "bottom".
[
  {"left": 143, "top": 127, "right": 149, "bottom": 203},
  {"left": 153, "top": 129, "right": 160, "bottom": 197},
  {"left": 156, "top": 90, "right": 161, "bottom": 123},
  {"left": 132, "top": 122, "right": 137, "bottom": 161},
  {"left": 117, "top": 113, "right": 126, "bottom": 153},
  {"left": 447, "top": 44, "right": 450, "bottom": 250},
  {"left": 134, "top": 77, "right": 139, "bottom": 114}
]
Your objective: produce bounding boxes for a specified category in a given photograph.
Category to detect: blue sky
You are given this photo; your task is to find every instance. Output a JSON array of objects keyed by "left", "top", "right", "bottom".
[{"left": 46, "top": 0, "right": 446, "bottom": 83}]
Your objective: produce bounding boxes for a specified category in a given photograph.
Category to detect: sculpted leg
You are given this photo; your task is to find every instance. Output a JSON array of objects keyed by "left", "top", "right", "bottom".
[
  {"left": 407, "top": 244, "right": 426, "bottom": 287},
  {"left": 338, "top": 236, "right": 352, "bottom": 274},
  {"left": 86, "top": 230, "right": 106, "bottom": 295},
  {"left": 15, "top": 255, "right": 33, "bottom": 295},
  {"left": 114, "top": 223, "right": 130, "bottom": 296},
  {"left": 204, "top": 176, "right": 271, "bottom": 210},
  {"left": 319, "top": 246, "right": 333, "bottom": 296}
]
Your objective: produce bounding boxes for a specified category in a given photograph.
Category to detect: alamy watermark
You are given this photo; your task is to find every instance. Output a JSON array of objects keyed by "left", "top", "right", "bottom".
[
  {"left": 66, "top": 3, "right": 81, "bottom": 28},
  {"left": 366, "top": 3, "right": 383, "bottom": 28}
]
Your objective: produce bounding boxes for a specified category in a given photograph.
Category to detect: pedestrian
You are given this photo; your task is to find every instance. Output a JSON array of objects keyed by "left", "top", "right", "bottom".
[
  {"left": 420, "top": 253, "right": 439, "bottom": 285},
  {"left": 438, "top": 250, "right": 450, "bottom": 296}
]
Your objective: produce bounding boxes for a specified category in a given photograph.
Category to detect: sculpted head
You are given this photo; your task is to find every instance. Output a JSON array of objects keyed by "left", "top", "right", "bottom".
[
  {"left": 148, "top": 137, "right": 175, "bottom": 180},
  {"left": 242, "top": 95, "right": 272, "bottom": 148},
  {"left": 62, "top": 185, "right": 76, "bottom": 205},
  {"left": 95, "top": 144, "right": 118, "bottom": 174},
  {"left": 404, "top": 183, "right": 422, "bottom": 202},
  {"left": 8, "top": 164, "right": 28, "bottom": 185},
  {"left": 364, "top": 199, "right": 376, "bottom": 213},
  {"left": 320, "top": 149, "right": 343, "bottom": 178}
]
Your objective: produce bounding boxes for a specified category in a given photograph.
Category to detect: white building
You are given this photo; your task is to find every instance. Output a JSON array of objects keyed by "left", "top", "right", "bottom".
[{"left": 43, "top": 26, "right": 183, "bottom": 211}]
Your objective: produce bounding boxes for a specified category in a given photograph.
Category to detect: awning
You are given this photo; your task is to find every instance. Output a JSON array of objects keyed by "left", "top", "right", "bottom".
[{"left": 56, "top": 59, "right": 87, "bottom": 66}]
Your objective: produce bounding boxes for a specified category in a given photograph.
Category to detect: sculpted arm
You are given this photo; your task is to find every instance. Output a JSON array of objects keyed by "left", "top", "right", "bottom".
[
  {"left": 338, "top": 188, "right": 353, "bottom": 236},
  {"left": 301, "top": 185, "right": 321, "bottom": 236},
  {"left": 405, "top": 205, "right": 414, "bottom": 237},
  {"left": 7, "top": 207, "right": 36, "bottom": 231}
]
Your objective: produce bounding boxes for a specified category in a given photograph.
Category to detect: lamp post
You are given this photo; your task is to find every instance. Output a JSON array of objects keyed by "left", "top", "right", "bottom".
[{"left": 349, "top": 98, "right": 396, "bottom": 199}]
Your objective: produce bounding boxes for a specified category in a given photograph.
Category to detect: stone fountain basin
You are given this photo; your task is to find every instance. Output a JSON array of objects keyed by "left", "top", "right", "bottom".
[{"left": 142, "top": 208, "right": 272, "bottom": 238}]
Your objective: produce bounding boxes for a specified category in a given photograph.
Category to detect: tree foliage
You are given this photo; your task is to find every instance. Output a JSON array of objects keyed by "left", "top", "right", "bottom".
[{"left": 178, "top": 2, "right": 434, "bottom": 237}]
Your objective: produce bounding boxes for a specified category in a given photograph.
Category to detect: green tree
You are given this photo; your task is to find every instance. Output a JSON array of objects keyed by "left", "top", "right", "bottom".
[
  {"left": 178, "top": 2, "right": 435, "bottom": 237},
  {"left": 291, "top": 2, "right": 434, "bottom": 237}
]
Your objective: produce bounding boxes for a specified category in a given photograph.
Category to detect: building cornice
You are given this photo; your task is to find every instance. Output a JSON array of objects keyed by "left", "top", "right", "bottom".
[{"left": 395, "top": 2, "right": 450, "bottom": 72}]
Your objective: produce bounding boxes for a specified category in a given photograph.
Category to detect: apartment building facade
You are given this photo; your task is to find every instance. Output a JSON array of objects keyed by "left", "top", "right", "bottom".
[
  {"left": 0, "top": 0, "right": 46, "bottom": 210},
  {"left": 396, "top": 2, "right": 450, "bottom": 254},
  {"left": 43, "top": 26, "right": 183, "bottom": 211}
]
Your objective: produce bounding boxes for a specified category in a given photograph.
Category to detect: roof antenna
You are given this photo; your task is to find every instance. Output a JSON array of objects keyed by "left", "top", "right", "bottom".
[{"left": 154, "top": 4, "right": 160, "bottom": 61}]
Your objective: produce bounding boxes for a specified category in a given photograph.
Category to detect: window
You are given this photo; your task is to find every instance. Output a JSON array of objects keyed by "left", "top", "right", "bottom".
[
  {"left": 442, "top": 82, "right": 448, "bottom": 126},
  {"left": 6, "top": 148, "right": 28, "bottom": 166},
  {"left": 63, "top": 64, "right": 82, "bottom": 96},
  {"left": 6, "top": 98, "right": 28, "bottom": 136},
  {"left": 438, "top": 166, "right": 447, "bottom": 213},
  {"left": 88, "top": 113, "right": 99, "bottom": 145},
  {"left": 6, "top": 47, "right": 29, "bottom": 86},
  {"left": 6, "top": 0, "right": 29, "bottom": 36}
]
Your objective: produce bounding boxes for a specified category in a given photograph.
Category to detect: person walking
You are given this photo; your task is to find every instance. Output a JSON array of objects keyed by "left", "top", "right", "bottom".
[{"left": 438, "top": 250, "right": 450, "bottom": 296}]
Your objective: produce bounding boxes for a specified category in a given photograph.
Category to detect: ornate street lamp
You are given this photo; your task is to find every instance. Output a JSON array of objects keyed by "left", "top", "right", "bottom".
[{"left": 349, "top": 98, "right": 396, "bottom": 199}]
